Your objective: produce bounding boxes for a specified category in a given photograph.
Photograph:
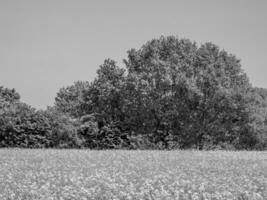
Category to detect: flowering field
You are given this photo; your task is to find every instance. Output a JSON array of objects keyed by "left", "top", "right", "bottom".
[{"left": 0, "top": 150, "right": 266, "bottom": 200}]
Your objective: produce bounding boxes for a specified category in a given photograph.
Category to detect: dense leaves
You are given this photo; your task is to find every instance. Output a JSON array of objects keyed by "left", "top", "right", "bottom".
[
  {"left": 121, "top": 37, "right": 255, "bottom": 149},
  {"left": 0, "top": 102, "right": 51, "bottom": 148},
  {"left": 0, "top": 36, "right": 266, "bottom": 149}
]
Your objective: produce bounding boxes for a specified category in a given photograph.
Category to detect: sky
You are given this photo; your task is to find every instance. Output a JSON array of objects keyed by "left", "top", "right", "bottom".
[{"left": 0, "top": 0, "right": 267, "bottom": 109}]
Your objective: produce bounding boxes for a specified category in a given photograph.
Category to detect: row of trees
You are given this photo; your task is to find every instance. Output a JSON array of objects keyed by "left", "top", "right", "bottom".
[{"left": 1, "top": 36, "right": 267, "bottom": 149}]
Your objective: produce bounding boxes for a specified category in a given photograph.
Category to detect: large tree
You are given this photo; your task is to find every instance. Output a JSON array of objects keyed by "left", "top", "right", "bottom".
[{"left": 54, "top": 36, "right": 260, "bottom": 149}]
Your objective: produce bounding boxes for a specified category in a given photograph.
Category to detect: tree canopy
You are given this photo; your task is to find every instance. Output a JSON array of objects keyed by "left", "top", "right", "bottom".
[{"left": 0, "top": 36, "right": 266, "bottom": 149}]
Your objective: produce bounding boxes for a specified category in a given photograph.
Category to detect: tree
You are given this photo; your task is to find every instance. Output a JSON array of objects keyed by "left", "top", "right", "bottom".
[
  {"left": 55, "top": 59, "right": 129, "bottom": 149},
  {"left": 123, "top": 36, "right": 255, "bottom": 149},
  {"left": 248, "top": 87, "right": 267, "bottom": 150},
  {"left": 0, "top": 86, "right": 20, "bottom": 104},
  {"left": 123, "top": 37, "right": 198, "bottom": 147},
  {"left": 0, "top": 87, "right": 54, "bottom": 148},
  {"left": 40, "top": 107, "right": 83, "bottom": 148},
  {"left": 53, "top": 36, "right": 260, "bottom": 150},
  {"left": 0, "top": 102, "right": 51, "bottom": 148},
  {"left": 191, "top": 43, "right": 254, "bottom": 149},
  {"left": 55, "top": 81, "right": 91, "bottom": 118}
]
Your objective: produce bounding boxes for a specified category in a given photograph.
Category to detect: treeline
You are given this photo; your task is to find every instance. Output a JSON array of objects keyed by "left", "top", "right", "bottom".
[{"left": 1, "top": 36, "right": 267, "bottom": 150}]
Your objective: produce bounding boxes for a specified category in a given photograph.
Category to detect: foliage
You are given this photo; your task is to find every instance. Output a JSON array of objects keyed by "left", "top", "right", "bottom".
[
  {"left": 0, "top": 87, "right": 82, "bottom": 148},
  {"left": 0, "top": 102, "right": 51, "bottom": 148},
  {"left": 39, "top": 107, "right": 83, "bottom": 148},
  {"left": 248, "top": 88, "right": 267, "bottom": 150},
  {"left": 0, "top": 86, "right": 20, "bottom": 104},
  {"left": 54, "top": 81, "right": 91, "bottom": 118},
  {"left": 1, "top": 36, "right": 267, "bottom": 149},
  {"left": 121, "top": 36, "right": 258, "bottom": 149}
]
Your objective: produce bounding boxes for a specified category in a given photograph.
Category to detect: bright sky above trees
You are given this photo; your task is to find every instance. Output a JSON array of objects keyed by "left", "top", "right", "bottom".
[{"left": 0, "top": 0, "right": 267, "bottom": 109}]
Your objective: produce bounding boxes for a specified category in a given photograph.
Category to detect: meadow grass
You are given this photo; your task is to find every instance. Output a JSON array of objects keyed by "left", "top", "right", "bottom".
[{"left": 0, "top": 149, "right": 266, "bottom": 200}]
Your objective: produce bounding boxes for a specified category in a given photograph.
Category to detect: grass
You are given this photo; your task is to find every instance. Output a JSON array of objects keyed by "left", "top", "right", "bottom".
[{"left": 0, "top": 150, "right": 266, "bottom": 200}]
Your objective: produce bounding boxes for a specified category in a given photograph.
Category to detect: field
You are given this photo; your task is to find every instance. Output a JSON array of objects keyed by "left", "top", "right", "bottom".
[{"left": 0, "top": 150, "right": 266, "bottom": 200}]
